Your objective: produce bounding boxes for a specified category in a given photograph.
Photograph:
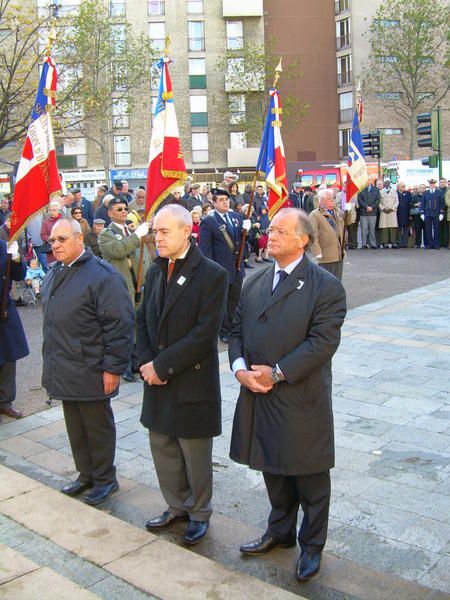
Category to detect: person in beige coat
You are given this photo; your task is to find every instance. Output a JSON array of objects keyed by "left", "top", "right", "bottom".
[
  {"left": 379, "top": 179, "right": 399, "bottom": 248},
  {"left": 309, "top": 189, "right": 345, "bottom": 280}
]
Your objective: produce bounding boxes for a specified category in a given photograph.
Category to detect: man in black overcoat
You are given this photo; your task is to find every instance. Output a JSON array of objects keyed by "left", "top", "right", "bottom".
[
  {"left": 137, "top": 204, "right": 228, "bottom": 545},
  {"left": 41, "top": 218, "right": 134, "bottom": 506},
  {"left": 229, "top": 208, "right": 346, "bottom": 582}
]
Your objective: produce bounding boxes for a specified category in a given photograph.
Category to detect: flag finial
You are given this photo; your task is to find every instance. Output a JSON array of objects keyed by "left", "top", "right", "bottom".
[
  {"left": 273, "top": 57, "right": 283, "bottom": 88},
  {"left": 45, "top": 21, "right": 57, "bottom": 57},
  {"left": 164, "top": 35, "right": 171, "bottom": 58}
]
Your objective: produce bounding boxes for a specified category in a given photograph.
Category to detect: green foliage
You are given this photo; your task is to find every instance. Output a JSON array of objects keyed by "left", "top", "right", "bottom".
[
  {"left": 361, "top": 0, "right": 450, "bottom": 158},
  {"left": 217, "top": 38, "right": 308, "bottom": 147},
  {"left": 0, "top": 0, "right": 46, "bottom": 149}
]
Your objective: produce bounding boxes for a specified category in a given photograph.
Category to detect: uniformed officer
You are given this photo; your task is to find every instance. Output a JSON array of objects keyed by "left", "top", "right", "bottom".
[{"left": 420, "top": 178, "right": 444, "bottom": 250}]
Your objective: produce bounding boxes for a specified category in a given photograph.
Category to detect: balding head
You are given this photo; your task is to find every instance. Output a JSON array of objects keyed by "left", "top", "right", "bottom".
[
  {"left": 49, "top": 218, "right": 84, "bottom": 265},
  {"left": 268, "top": 208, "right": 314, "bottom": 268}
]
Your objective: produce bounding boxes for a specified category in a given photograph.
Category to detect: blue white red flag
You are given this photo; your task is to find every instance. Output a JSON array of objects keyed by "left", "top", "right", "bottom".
[
  {"left": 256, "top": 88, "right": 289, "bottom": 220},
  {"left": 346, "top": 109, "right": 368, "bottom": 201},
  {"left": 146, "top": 57, "right": 186, "bottom": 217},
  {"left": 9, "top": 56, "right": 61, "bottom": 242}
]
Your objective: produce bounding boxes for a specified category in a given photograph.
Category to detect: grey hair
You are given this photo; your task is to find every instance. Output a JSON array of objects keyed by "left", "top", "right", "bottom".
[
  {"left": 275, "top": 208, "right": 315, "bottom": 250},
  {"left": 49, "top": 199, "right": 61, "bottom": 208},
  {"left": 156, "top": 204, "right": 193, "bottom": 228},
  {"left": 317, "top": 188, "right": 334, "bottom": 202},
  {"left": 52, "top": 217, "right": 82, "bottom": 234}
]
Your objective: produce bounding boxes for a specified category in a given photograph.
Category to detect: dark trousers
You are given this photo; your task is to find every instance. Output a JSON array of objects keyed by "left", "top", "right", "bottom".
[
  {"left": 221, "top": 276, "right": 243, "bottom": 337},
  {"left": 413, "top": 215, "right": 424, "bottom": 247},
  {"left": 319, "top": 261, "right": 343, "bottom": 281},
  {"left": 264, "top": 470, "right": 331, "bottom": 553},
  {"left": 62, "top": 400, "right": 116, "bottom": 486},
  {"left": 424, "top": 216, "right": 440, "bottom": 249},
  {"left": 149, "top": 431, "right": 213, "bottom": 522},
  {"left": 397, "top": 225, "right": 409, "bottom": 248},
  {"left": 346, "top": 222, "right": 358, "bottom": 248},
  {"left": 0, "top": 361, "right": 16, "bottom": 405}
]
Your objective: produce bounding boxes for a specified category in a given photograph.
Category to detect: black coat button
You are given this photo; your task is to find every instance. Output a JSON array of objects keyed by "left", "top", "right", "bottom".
[{"left": 195, "top": 363, "right": 201, "bottom": 370}]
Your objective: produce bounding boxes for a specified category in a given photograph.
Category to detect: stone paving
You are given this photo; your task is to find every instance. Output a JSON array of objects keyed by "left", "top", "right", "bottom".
[{"left": 1, "top": 279, "right": 450, "bottom": 598}]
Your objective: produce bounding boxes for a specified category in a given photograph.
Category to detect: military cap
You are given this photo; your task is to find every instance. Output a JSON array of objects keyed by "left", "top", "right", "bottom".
[
  {"left": 211, "top": 188, "right": 230, "bottom": 198},
  {"left": 93, "top": 218, "right": 105, "bottom": 224}
]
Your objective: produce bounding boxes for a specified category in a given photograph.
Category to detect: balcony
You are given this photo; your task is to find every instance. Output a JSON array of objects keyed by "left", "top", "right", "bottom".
[
  {"left": 227, "top": 147, "right": 260, "bottom": 168},
  {"left": 337, "top": 71, "right": 352, "bottom": 87},
  {"left": 223, "top": 0, "right": 263, "bottom": 17},
  {"left": 336, "top": 33, "right": 351, "bottom": 51}
]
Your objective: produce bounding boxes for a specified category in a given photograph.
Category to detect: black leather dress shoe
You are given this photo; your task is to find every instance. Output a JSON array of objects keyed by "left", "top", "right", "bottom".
[
  {"left": 0, "top": 404, "right": 23, "bottom": 419},
  {"left": 83, "top": 480, "right": 119, "bottom": 506},
  {"left": 239, "top": 533, "right": 296, "bottom": 555},
  {"left": 61, "top": 480, "right": 93, "bottom": 496},
  {"left": 184, "top": 520, "right": 208, "bottom": 545},
  {"left": 145, "top": 511, "right": 189, "bottom": 530},
  {"left": 296, "top": 551, "right": 321, "bottom": 581}
]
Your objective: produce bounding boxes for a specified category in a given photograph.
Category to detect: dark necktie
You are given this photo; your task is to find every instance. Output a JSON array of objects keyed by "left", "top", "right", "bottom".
[
  {"left": 124, "top": 226, "right": 130, "bottom": 236},
  {"left": 224, "top": 213, "right": 235, "bottom": 240},
  {"left": 272, "top": 270, "right": 288, "bottom": 294}
]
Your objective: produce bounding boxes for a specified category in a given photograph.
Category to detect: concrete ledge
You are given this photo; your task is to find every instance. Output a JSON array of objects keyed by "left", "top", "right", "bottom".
[{"left": 0, "top": 465, "right": 301, "bottom": 599}]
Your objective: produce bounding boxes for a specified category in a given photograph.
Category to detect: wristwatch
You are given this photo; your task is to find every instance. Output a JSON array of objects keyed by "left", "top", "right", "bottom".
[{"left": 271, "top": 365, "right": 285, "bottom": 384}]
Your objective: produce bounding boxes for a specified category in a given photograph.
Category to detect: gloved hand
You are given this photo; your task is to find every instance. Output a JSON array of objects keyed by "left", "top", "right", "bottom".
[
  {"left": 315, "top": 254, "right": 323, "bottom": 259},
  {"left": 420, "top": 214, "right": 425, "bottom": 222},
  {"left": 6, "top": 241, "right": 20, "bottom": 260},
  {"left": 439, "top": 214, "right": 444, "bottom": 222},
  {"left": 134, "top": 222, "right": 150, "bottom": 239},
  {"left": 344, "top": 203, "right": 352, "bottom": 212},
  {"left": 242, "top": 219, "right": 251, "bottom": 232}
]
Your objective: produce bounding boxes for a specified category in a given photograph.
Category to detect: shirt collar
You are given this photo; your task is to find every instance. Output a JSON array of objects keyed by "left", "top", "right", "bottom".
[
  {"left": 274, "top": 254, "right": 304, "bottom": 276},
  {"left": 169, "top": 244, "right": 190, "bottom": 264},
  {"left": 67, "top": 250, "right": 86, "bottom": 267},
  {"left": 113, "top": 222, "right": 126, "bottom": 231}
]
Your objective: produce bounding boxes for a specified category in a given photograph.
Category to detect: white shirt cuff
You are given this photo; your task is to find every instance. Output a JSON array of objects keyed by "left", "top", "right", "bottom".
[{"left": 232, "top": 357, "right": 247, "bottom": 374}]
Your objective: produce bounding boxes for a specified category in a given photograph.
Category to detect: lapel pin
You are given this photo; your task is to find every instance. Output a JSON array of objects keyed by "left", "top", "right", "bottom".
[
  {"left": 297, "top": 280, "right": 304, "bottom": 290},
  {"left": 177, "top": 275, "right": 186, "bottom": 285}
]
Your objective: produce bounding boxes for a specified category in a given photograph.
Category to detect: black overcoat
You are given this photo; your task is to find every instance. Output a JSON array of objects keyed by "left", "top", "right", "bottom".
[
  {"left": 229, "top": 255, "right": 346, "bottom": 476},
  {"left": 137, "top": 242, "right": 228, "bottom": 439},
  {"left": 41, "top": 253, "right": 134, "bottom": 401}
]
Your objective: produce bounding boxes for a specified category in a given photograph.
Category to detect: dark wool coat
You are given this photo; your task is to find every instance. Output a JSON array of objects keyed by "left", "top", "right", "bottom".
[
  {"left": 0, "top": 240, "right": 29, "bottom": 364},
  {"left": 229, "top": 255, "right": 346, "bottom": 476},
  {"left": 137, "top": 242, "right": 228, "bottom": 439},
  {"left": 41, "top": 253, "right": 134, "bottom": 401}
]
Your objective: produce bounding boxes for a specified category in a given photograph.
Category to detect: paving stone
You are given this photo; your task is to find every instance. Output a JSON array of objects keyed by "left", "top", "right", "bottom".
[
  {"left": 88, "top": 575, "right": 156, "bottom": 600},
  {"left": 116, "top": 431, "right": 149, "bottom": 452},
  {"left": 0, "top": 566, "right": 101, "bottom": 599},
  {"left": 0, "top": 415, "right": 50, "bottom": 441},
  {"left": 0, "top": 543, "right": 39, "bottom": 584},
  {"left": 419, "top": 556, "right": 450, "bottom": 594},
  {"left": 383, "top": 397, "right": 445, "bottom": 415},
  {"left": 0, "top": 435, "right": 47, "bottom": 458},
  {"left": 412, "top": 414, "right": 450, "bottom": 434},
  {"left": 0, "top": 464, "right": 42, "bottom": 501},
  {"left": 22, "top": 426, "right": 57, "bottom": 442},
  {"left": 39, "top": 405, "right": 64, "bottom": 422},
  {"left": 398, "top": 517, "right": 450, "bottom": 554},
  {"left": 335, "top": 429, "right": 386, "bottom": 452},
  {"left": 40, "top": 432, "right": 70, "bottom": 451},
  {"left": 343, "top": 418, "right": 394, "bottom": 437},
  {"left": 27, "top": 448, "right": 76, "bottom": 477},
  {"left": 380, "top": 425, "right": 450, "bottom": 453}
]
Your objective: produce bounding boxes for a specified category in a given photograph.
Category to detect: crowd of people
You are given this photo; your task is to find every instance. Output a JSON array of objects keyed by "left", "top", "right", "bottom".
[{"left": 0, "top": 168, "right": 448, "bottom": 583}]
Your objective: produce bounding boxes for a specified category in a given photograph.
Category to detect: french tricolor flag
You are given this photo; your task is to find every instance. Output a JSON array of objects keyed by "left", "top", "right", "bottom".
[
  {"left": 346, "top": 110, "right": 369, "bottom": 201},
  {"left": 9, "top": 56, "right": 61, "bottom": 242},
  {"left": 256, "top": 88, "right": 289, "bottom": 220},
  {"left": 145, "top": 57, "right": 186, "bottom": 217}
]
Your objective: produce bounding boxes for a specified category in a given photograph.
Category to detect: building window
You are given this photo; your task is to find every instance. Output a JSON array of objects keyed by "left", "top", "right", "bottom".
[
  {"left": 110, "top": 0, "right": 125, "bottom": 16},
  {"left": 187, "top": 0, "right": 203, "bottom": 14},
  {"left": 189, "top": 58, "right": 206, "bottom": 88},
  {"left": 336, "top": 19, "right": 350, "bottom": 50},
  {"left": 188, "top": 21, "right": 205, "bottom": 51},
  {"left": 114, "top": 135, "right": 131, "bottom": 165},
  {"left": 381, "top": 128, "right": 403, "bottom": 135},
  {"left": 229, "top": 94, "right": 246, "bottom": 124},
  {"left": 148, "top": 0, "right": 164, "bottom": 15},
  {"left": 335, "top": 0, "right": 349, "bottom": 15},
  {"left": 226, "top": 21, "right": 243, "bottom": 50},
  {"left": 190, "top": 95, "right": 208, "bottom": 127},
  {"left": 375, "top": 19, "right": 400, "bottom": 27},
  {"left": 112, "top": 98, "right": 129, "bottom": 128},
  {"left": 111, "top": 24, "right": 126, "bottom": 53},
  {"left": 112, "top": 62, "right": 127, "bottom": 90},
  {"left": 339, "top": 129, "right": 351, "bottom": 158},
  {"left": 376, "top": 56, "right": 398, "bottom": 63},
  {"left": 192, "top": 132, "right": 208, "bottom": 163},
  {"left": 227, "top": 57, "right": 245, "bottom": 76},
  {"left": 59, "top": 137, "right": 87, "bottom": 168},
  {"left": 337, "top": 54, "right": 352, "bottom": 86},
  {"left": 376, "top": 92, "right": 402, "bottom": 100},
  {"left": 230, "top": 131, "right": 246, "bottom": 150},
  {"left": 149, "top": 22, "right": 166, "bottom": 52},
  {"left": 338, "top": 91, "right": 353, "bottom": 123}
]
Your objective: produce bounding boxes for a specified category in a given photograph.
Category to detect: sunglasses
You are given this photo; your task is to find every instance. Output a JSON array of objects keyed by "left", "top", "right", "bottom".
[{"left": 113, "top": 207, "right": 127, "bottom": 212}]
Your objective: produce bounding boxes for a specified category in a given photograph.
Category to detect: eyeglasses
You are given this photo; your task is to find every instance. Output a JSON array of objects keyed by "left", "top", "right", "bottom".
[
  {"left": 112, "top": 207, "right": 127, "bottom": 212},
  {"left": 72, "top": 211, "right": 82, "bottom": 215},
  {"left": 267, "top": 228, "right": 299, "bottom": 237},
  {"left": 48, "top": 234, "right": 77, "bottom": 245}
]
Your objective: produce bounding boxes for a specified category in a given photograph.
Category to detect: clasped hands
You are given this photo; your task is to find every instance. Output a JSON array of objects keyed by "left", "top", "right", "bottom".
[
  {"left": 235, "top": 364, "right": 274, "bottom": 394},
  {"left": 140, "top": 361, "right": 167, "bottom": 385}
]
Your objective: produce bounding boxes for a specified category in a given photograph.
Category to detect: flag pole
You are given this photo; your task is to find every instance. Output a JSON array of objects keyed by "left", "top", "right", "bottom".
[
  {"left": 1, "top": 23, "right": 58, "bottom": 322},
  {"left": 236, "top": 58, "right": 282, "bottom": 272},
  {"left": 135, "top": 35, "right": 172, "bottom": 304}
]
